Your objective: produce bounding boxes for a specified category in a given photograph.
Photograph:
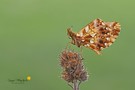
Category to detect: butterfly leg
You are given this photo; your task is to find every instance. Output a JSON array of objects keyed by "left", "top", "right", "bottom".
[
  {"left": 78, "top": 46, "right": 83, "bottom": 56},
  {"left": 65, "top": 42, "right": 71, "bottom": 50}
]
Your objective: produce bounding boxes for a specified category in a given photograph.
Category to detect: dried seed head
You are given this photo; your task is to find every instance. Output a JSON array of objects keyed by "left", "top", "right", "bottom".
[{"left": 60, "top": 50, "right": 88, "bottom": 83}]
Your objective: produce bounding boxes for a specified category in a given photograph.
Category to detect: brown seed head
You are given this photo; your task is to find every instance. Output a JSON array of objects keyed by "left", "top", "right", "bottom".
[{"left": 60, "top": 50, "right": 88, "bottom": 83}]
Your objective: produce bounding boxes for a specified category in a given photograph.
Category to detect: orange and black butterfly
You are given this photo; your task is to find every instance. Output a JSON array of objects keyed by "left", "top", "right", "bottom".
[{"left": 67, "top": 19, "right": 121, "bottom": 55}]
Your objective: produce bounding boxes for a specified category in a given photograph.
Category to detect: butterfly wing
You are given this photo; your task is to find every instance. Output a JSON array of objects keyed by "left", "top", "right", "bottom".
[{"left": 77, "top": 19, "right": 121, "bottom": 54}]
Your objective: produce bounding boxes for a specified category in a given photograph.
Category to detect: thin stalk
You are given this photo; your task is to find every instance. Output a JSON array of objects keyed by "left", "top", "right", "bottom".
[{"left": 73, "top": 80, "right": 79, "bottom": 90}]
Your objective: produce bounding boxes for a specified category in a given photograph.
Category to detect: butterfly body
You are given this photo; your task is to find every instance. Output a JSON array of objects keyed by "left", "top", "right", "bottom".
[{"left": 67, "top": 19, "right": 121, "bottom": 54}]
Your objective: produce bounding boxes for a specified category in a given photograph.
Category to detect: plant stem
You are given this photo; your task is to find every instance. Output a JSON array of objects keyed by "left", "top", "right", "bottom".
[{"left": 73, "top": 80, "right": 79, "bottom": 90}]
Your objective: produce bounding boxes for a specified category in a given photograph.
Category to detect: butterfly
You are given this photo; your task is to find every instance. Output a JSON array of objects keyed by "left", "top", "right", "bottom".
[{"left": 67, "top": 18, "right": 121, "bottom": 55}]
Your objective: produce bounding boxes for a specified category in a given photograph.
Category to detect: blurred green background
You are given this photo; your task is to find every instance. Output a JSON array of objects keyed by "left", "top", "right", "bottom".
[{"left": 0, "top": 0, "right": 135, "bottom": 90}]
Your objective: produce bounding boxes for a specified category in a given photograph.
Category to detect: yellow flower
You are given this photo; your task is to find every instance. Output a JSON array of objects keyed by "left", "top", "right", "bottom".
[{"left": 27, "top": 75, "right": 31, "bottom": 81}]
